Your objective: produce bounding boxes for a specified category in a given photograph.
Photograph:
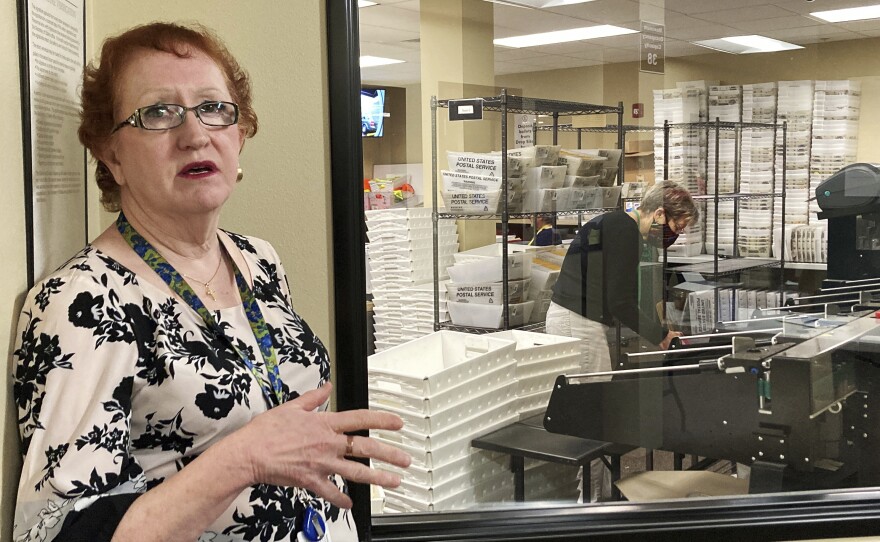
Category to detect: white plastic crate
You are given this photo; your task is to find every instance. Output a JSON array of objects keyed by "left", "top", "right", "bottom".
[
  {"left": 446, "top": 151, "right": 524, "bottom": 178},
  {"left": 368, "top": 331, "right": 517, "bottom": 397},
  {"left": 384, "top": 469, "right": 515, "bottom": 512},
  {"left": 441, "top": 170, "right": 503, "bottom": 192},
  {"left": 366, "top": 217, "right": 433, "bottom": 231},
  {"left": 517, "top": 372, "right": 564, "bottom": 397},
  {"left": 529, "top": 297, "right": 553, "bottom": 324},
  {"left": 378, "top": 449, "right": 508, "bottom": 488},
  {"left": 445, "top": 278, "right": 530, "bottom": 304},
  {"left": 370, "top": 359, "right": 515, "bottom": 415},
  {"left": 488, "top": 330, "right": 579, "bottom": 363},
  {"left": 366, "top": 224, "right": 457, "bottom": 244},
  {"left": 517, "top": 389, "right": 553, "bottom": 420},
  {"left": 375, "top": 389, "right": 517, "bottom": 435},
  {"left": 369, "top": 235, "right": 458, "bottom": 254},
  {"left": 447, "top": 300, "right": 535, "bottom": 329},
  {"left": 524, "top": 165, "right": 567, "bottom": 190},
  {"left": 374, "top": 413, "right": 519, "bottom": 470},
  {"left": 447, "top": 251, "right": 533, "bottom": 283},
  {"left": 441, "top": 190, "right": 501, "bottom": 214},
  {"left": 365, "top": 208, "right": 432, "bottom": 221},
  {"left": 557, "top": 154, "right": 605, "bottom": 177},
  {"left": 392, "top": 454, "right": 512, "bottom": 503},
  {"left": 374, "top": 396, "right": 518, "bottom": 451}
]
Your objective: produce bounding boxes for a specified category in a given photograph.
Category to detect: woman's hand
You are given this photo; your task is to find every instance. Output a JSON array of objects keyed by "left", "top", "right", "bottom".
[
  {"left": 659, "top": 330, "right": 683, "bottom": 350},
  {"left": 227, "top": 382, "right": 411, "bottom": 509}
]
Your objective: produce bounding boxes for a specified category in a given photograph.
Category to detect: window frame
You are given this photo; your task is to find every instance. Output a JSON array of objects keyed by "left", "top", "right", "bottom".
[{"left": 324, "top": 1, "right": 880, "bottom": 539}]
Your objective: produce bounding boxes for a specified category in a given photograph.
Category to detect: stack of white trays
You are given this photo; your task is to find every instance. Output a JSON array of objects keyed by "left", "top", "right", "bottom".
[
  {"left": 774, "top": 80, "right": 814, "bottom": 252},
  {"left": 445, "top": 244, "right": 536, "bottom": 329},
  {"left": 740, "top": 83, "right": 777, "bottom": 258},
  {"left": 653, "top": 87, "right": 706, "bottom": 195},
  {"left": 369, "top": 331, "right": 520, "bottom": 512},
  {"left": 366, "top": 208, "right": 459, "bottom": 352},
  {"left": 488, "top": 330, "right": 581, "bottom": 419},
  {"left": 809, "top": 80, "right": 860, "bottom": 261},
  {"left": 489, "top": 329, "right": 588, "bottom": 501}
]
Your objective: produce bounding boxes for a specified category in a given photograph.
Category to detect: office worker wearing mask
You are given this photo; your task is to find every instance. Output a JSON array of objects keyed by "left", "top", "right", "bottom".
[
  {"left": 545, "top": 180, "right": 698, "bottom": 501},
  {"left": 12, "top": 22, "right": 410, "bottom": 542}
]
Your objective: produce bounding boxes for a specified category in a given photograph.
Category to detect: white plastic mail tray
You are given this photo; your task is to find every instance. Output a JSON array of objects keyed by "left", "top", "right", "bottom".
[
  {"left": 441, "top": 189, "right": 502, "bottom": 214},
  {"left": 367, "top": 330, "right": 516, "bottom": 397},
  {"left": 448, "top": 251, "right": 533, "bottom": 283},
  {"left": 445, "top": 278, "right": 530, "bottom": 305},
  {"left": 488, "top": 329, "right": 580, "bottom": 364},
  {"left": 378, "top": 449, "right": 508, "bottom": 489},
  {"left": 369, "top": 358, "right": 516, "bottom": 415},
  {"left": 447, "top": 300, "right": 535, "bottom": 329}
]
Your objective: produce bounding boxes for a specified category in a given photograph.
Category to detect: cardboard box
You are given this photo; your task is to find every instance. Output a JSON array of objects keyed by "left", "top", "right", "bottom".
[
  {"left": 624, "top": 154, "right": 655, "bottom": 183},
  {"left": 624, "top": 139, "right": 653, "bottom": 154}
]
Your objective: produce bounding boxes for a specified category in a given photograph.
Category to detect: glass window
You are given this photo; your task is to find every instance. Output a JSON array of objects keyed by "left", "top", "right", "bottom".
[{"left": 346, "top": 0, "right": 880, "bottom": 537}]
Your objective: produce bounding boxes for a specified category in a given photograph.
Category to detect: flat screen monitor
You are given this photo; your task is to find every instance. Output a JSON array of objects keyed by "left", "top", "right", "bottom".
[{"left": 361, "top": 88, "right": 385, "bottom": 137}]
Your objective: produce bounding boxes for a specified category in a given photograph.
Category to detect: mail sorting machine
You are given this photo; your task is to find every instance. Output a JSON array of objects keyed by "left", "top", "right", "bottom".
[
  {"left": 545, "top": 162, "right": 880, "bottom": 493},
  {"left": 544, "top": 301, "right": 880, "bottom": 493}
]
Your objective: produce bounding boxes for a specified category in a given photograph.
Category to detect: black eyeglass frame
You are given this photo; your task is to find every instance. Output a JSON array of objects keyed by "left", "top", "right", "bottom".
[{"left": 111, "top": 101, "right": 240, "bottom": 134}]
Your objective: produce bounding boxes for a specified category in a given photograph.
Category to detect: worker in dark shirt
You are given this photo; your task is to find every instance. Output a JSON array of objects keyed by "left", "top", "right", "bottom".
[
  {"left": 546, "top": 179, "right": 698, "bottom": 502},
  {"left": 529, "top": 213, "right": 561, "bottom": 246}
]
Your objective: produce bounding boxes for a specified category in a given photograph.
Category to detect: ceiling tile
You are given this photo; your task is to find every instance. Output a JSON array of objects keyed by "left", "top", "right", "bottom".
[
  {"left": 540, "top": 0, "right": 641, "bottom": 25},
  {"left": 734, "top": 15, "right": 824, "bottom": 32},
  {"left": 359, "top": 23, "right": 420, "bottom": 45},
  {"left": 492, "top": 4, "right": 589, "bottom": 33},
  {"left": 770, "top": 0, "right": 872, "bottom": 16},
  {"left": 664, "top": 0, "right": 783, "bottom": 16},
  {"left": 693, "top": 4, "right": 793, "bottom": 24},
  {"left": 359, "top": 5, "right": 421, "bottom": 30}
]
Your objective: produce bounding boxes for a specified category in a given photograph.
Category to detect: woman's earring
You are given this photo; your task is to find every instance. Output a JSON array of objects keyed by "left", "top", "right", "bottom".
[{"left": 236, "top": 167, "right": 243, "bottom": 183}]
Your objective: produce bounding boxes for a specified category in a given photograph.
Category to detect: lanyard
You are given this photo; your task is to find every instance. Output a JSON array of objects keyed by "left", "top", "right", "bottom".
[
  {"left": 116, "top": 213, "right": 285, "bottom": 407},
  {"left": 529, "top": 224, "right": 551, "bottom": 246}
]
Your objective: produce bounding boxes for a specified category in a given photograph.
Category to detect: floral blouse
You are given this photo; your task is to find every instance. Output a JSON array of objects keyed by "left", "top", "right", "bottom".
[{"left": 12, "top": 233, "right": 356, "bottom": 542}]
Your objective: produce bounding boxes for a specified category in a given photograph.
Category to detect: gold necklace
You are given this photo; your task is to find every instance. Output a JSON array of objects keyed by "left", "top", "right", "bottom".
[{"left": 183, "top": 253, "right": 224, "bottom": 301}]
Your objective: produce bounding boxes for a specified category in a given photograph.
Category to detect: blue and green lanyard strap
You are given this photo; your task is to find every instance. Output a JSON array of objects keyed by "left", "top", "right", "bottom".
[{"left": 116, "top": 212, "right": 285, "bottom": 408}]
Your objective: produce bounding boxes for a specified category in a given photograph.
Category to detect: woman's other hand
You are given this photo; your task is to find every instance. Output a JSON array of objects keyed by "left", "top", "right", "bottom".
[
  {"left": 226, "top": 382, "right": 411, "bottom": 509},
  {"left": 659, "top": 330, "right": 683, "bottom": 350}
]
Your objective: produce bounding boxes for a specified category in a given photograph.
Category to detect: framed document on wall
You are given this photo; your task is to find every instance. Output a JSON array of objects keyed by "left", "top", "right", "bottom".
[{"left": 17, "top": 0, "right": 88, "bottom": 287}]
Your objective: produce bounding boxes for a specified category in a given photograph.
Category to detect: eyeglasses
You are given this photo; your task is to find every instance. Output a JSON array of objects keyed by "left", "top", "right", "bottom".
[
  {"left": 668, "top": 217, "right": 690, "bottom": 234},
  {"left": 111, "top": 101, "right": 239, "bottom": 133}
]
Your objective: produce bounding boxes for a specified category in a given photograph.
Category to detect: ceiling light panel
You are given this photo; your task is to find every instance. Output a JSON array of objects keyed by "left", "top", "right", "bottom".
[
  {"left": 811, "top": 4, "right": 880, "bottom": 23},
  {"left": 692, "top": 35, "right": 803, "bottom": 54},
  {"left": 486, "top": 0, "right": 595, "bottom": 8},
  {"left": 494, "top": 24, "right": 638, "bottom": 48},
  {"left": 360, "top": 55, "right": 405, "bottom": 67}
]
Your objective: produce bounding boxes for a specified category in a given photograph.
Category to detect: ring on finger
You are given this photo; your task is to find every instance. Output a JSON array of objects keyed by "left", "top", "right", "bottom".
[{"left": 345, "top": 434, "right": 354, "bottom": 457}]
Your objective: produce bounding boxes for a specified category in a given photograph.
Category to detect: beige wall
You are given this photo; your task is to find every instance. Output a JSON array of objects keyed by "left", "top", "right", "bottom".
[
  {"left": 2, "top": 0, "right": 29, "bottom": 537},
  {"left": 2, "top": 1, "right": 333, "bottom": 536}
]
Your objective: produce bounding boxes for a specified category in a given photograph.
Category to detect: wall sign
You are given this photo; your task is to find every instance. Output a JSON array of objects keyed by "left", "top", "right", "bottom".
[
  {"left": 514, "top": 114, "right": 536, "bottom": 148},
  {"left": 18, "top": 0, "right": 88, "bottom": 286},
  {"left": 640, "top": 20, "right": 665, "bottom": 75},
  {"left": 448, "top": 98, "right": 484, "bottom": 121}
]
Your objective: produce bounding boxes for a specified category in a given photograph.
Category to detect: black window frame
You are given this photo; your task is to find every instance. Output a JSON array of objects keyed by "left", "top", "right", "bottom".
[{"left": 324, "top": 1, "right": 880, "bottom": 539}]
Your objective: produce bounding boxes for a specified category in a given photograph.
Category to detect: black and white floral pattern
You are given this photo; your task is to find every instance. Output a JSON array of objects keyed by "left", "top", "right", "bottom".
[{"left": 12, "top": 234, "right": 355, "bottom": 542}]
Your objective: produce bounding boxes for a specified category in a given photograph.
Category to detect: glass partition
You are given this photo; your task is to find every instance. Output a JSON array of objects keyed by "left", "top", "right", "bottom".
[{"left": 333, "top": 0, "right": 880, "bottom": 538}]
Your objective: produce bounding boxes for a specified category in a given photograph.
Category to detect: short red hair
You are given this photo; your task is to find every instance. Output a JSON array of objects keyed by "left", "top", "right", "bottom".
[{"left": 78, "top": 22, "right": 258, "bottom": 212}]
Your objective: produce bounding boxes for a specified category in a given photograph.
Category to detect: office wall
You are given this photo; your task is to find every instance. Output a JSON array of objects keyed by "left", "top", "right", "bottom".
[{"left": 3, "top": 1, "right": 332, "bottom": 536}]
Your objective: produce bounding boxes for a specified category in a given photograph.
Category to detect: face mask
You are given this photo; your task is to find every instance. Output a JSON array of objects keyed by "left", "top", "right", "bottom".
[{"left": 647, "top": 221, "right": 679, "bottom": 249}]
